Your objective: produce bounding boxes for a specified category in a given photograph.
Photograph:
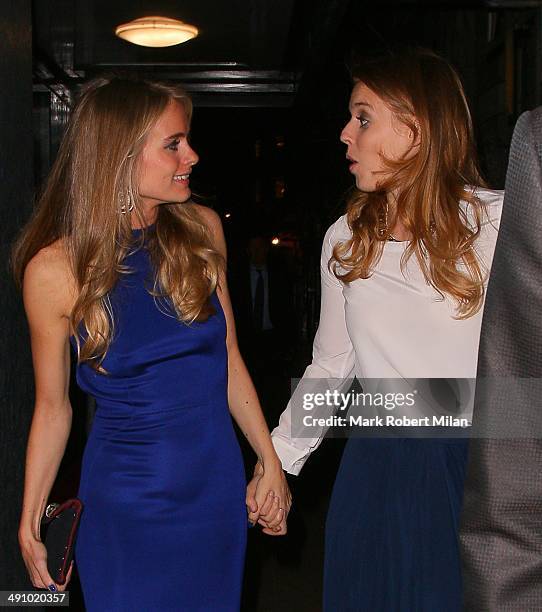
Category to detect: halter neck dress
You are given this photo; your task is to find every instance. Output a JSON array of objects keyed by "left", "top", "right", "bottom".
[{"left": 70, "top": 226, "right": 247, "bottom": 611}]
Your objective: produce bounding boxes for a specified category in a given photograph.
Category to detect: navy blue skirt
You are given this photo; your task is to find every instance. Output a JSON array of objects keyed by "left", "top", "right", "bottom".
[{"left": 324, "top": 436, "right": 468, "bottom": 611}]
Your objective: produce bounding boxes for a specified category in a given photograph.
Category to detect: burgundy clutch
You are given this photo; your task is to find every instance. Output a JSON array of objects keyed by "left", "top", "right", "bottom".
[{"left": 40, "top": 498, "right": 83, "bottom": 585}]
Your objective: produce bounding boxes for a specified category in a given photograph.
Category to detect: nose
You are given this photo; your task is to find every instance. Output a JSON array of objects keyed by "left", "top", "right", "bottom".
[
  {"left": 184, "top": 143, "right": 199, "bottom": 168},
  {"left": 340, "top": 121, "right": 352, "bottom": 145}
]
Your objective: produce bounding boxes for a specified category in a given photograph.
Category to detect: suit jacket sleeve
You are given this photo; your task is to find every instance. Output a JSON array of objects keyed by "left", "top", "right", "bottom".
[{"left": 460, "top": 109, "right": 542, "bottom": 610}]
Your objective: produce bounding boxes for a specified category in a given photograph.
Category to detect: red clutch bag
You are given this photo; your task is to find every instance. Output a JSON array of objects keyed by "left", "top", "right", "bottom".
[{"left": 40, "top": 498, "right": 83, "bottom": 585}]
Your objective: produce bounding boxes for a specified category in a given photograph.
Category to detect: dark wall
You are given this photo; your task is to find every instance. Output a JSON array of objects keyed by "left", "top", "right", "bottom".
[{"left": 0, "top": 0, "right": 36, "bottom": 594}]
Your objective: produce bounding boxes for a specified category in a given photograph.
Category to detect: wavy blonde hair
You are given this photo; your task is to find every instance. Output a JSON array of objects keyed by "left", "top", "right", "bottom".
[
  {"left": 332, "top": 48, "right": 488, "bottom": 318},
  {"left": 11, "top": 76, "right": 222, "bottom": 373}
]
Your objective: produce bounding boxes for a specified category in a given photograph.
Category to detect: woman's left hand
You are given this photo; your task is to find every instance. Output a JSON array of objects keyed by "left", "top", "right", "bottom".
[{"left": 246, "top": 460, "right": 291, "bottom": 535}]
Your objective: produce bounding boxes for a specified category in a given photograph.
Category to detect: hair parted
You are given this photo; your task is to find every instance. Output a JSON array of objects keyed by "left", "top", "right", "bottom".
[
  {"left": 331, "top": 47, "right": 488, "bottom": 319},
  {"left": 11, "top": 75, "right": 223, "bottom": 373}
]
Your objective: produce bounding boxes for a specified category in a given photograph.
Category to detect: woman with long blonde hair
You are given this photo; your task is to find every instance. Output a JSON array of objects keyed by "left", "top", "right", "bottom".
[
  {"left": 13, "top": 76, "right": 291, "bottom": 611},
  {"left": 271, "top": 48, "right": 503, "bottom": 610}
]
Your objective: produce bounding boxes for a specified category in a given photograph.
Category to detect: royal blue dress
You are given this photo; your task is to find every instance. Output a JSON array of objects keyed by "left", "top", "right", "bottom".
[{"left": 70, "top": 227, "right": 247, "bottom": 611}]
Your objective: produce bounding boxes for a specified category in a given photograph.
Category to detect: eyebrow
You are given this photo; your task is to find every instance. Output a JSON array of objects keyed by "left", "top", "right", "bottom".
[
  {"left": 352, "top": 101, "right": 374, "bottom": 110},
  {"left": 164, "top": 132, "right": 187, "bottom": 141}
]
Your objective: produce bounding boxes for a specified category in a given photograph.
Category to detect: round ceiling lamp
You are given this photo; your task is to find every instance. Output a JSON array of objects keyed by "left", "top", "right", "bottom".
[{"left": 115, "top": 16, "right": 198, "bottom": 48}]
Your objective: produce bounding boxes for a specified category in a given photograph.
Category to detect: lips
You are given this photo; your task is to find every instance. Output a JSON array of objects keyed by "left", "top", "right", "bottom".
[
  {"left": 173, "top": 173, "right": 190, "bottom": 185},
  {"left": 346, "top": 154, "right": 358, "bottom": 172}
]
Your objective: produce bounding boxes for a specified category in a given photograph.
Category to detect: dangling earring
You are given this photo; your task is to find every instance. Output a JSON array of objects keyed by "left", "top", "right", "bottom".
[
  {"left": 119, "top": 191, "right": 134, "bottom": 214},
  {"left": 377, "top": 202, "right": 388, "bottom": 239},
  {"left": 378, "top": 201, "right": 401, "bottom": 242}
]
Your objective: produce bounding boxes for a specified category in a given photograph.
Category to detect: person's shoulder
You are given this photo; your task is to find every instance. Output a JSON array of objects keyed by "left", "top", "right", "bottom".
[
  {"left": 463, "top": 185, "right": 504, "bottom": 228},
  {"left": 23, "top": 240, "right": 76, "bottom": 317},
  {"left": 323, "top": 213, "right": 351, "bottom": 246},
  {"left": 516, "top": 107, "right": 542, "bottom": 136},
  {"left": 471, "top": 186, "right": 504, "bottom": 209},
  {"left": 189, "top": 203, "right": 226, "bottom": 257},
  {"left": 24, "top": 239, "right": 70, "bottom": 283},
  {"left": 474, "top": 186, "right": 504, "bottom": 228},
  {"left": 190, "top": 202, "right": 222, "bottom": 232}
]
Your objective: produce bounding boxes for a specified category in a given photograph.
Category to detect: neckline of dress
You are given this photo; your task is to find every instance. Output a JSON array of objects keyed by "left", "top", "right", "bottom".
[{"left": 132, "top": 223, "right": 155, "bottom": 234}]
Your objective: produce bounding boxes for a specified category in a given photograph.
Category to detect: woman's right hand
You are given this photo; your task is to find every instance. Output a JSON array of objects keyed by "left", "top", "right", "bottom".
[{"left": 19, "top": 530, "right": 73, "bottom": 592}]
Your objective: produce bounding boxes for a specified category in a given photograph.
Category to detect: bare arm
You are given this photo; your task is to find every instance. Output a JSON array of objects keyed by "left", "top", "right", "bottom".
[
  {"left": 18, "top": 245, "right": 75, "bottom": 591},
  {"left": 195, "top": 204, "right": 291, "bottom": 534}
]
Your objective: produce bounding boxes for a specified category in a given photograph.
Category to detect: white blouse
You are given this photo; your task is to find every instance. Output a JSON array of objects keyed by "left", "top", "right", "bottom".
[{"left": 271, "top": 187, "right": 504, "bottom": 475}]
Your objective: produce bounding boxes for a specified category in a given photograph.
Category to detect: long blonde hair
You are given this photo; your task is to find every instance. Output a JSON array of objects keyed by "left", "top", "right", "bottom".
[
  {"left": 332, "top": 48, "right": 488, "bottom": 318},
  {"left": 11, "top": 76, "right": 222, "bottom": 372}
]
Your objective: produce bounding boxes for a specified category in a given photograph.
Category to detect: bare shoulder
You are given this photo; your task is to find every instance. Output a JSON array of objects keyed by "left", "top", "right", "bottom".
[
  {"left": 190, "top": 203, "right": 226, "bottom": 256},
  {"left": 23, "top": 239, "right": 77, "bottom": 320},
  {"left": 191, "top": 203, "right": 222, "bottom": 233}
]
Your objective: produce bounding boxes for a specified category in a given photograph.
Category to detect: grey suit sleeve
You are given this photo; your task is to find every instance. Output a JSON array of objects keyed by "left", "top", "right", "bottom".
[{"left": 460, "top": 109, "right": 542, "bottom": 610}]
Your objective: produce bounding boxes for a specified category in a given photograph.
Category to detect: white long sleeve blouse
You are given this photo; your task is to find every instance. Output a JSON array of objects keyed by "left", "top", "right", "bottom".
[{"left": 271, "top": 187, "right": 504, "bottom": 475}]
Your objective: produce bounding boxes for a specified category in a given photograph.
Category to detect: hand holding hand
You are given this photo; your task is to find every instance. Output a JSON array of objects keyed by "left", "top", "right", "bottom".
[{"left": 246, "top": 460, "right": 291, "bottom": 536}]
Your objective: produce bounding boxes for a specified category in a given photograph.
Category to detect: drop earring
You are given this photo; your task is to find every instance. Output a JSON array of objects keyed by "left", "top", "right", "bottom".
[
  {"left": 377, "top": 202, "right": 387, "bottom": 239},
  {"left": 119, "top": 191, "right": 134, "bottom": 214}
]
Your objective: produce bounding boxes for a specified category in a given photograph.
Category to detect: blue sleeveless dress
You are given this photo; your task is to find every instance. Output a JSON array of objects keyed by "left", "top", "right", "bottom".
[{"left": 70, "top": 227, "right": 247, "bottom": 611}]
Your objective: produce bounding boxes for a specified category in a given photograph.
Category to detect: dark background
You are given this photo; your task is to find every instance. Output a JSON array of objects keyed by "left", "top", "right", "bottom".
[{"left": 2, "top": 0, "right": 541, "bottom": 609}]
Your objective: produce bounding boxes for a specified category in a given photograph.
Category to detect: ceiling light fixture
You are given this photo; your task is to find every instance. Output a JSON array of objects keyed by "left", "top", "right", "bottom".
[{"left": 115, "top": 16, "right": 198, "bottom": 48}]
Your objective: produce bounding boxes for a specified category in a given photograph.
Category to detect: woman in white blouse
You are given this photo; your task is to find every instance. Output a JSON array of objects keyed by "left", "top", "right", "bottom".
[{"left": 270, "top": 48, "right": 503, "bottom": 610}]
